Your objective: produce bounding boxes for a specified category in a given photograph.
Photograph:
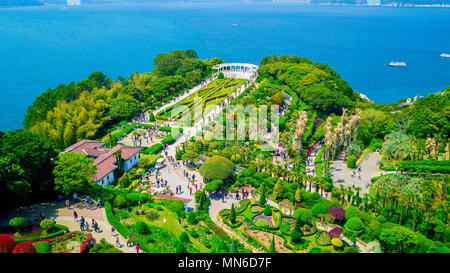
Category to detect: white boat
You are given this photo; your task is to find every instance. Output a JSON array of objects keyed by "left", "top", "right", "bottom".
[
  {"left": 440, "top": 53, "right": 450, "bottom": 58},
  {"left": 389, "top": 61, "right": 407, "bottom": 67}
]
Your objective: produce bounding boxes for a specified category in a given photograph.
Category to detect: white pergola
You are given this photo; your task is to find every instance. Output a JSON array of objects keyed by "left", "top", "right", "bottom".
[{"left": 212, "top": 63, "right": 259, "bottom": 79}]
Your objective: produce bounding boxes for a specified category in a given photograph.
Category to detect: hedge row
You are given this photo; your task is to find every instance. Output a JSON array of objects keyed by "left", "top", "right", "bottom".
[
  {"left": 203, "top": 217, "right": 232, "bottom": 243},
  {"left": 104, "top": 202, "right": 131, "bottom": 238},
  {"left": 399, "top": 160, "right": 450, "bottom": 173},
  {"left": 15, "top": 224, "right": 70, "bottom": 243},
  {"left": 141, "top": 143, "right": 164, "bottom": 155}
]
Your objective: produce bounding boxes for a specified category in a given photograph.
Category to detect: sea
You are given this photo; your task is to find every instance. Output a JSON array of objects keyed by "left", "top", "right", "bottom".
[{"left": 0, "top": 2, "right": 449, "bottom": 130}]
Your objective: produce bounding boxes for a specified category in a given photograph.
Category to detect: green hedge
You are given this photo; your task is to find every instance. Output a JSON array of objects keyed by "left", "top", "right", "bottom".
[
  {"left": 141, "top": 143, "right": 164, "bottom": 155},
  {"left": 399, "top": 160, "right": 450, "bottom": 173},
  {"left": 15, "top": 224, "right": 70, "bottom": 243},
  {"left": 104, "top": 202, "right": 131, "bottom": 238}
]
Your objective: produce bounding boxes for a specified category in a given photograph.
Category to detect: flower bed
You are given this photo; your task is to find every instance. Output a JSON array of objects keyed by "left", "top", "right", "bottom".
[
  {"left": 252, "top": 215, "right": 273, "bottom": 227},
  {"left": 251, "top": 205, "right": 265, "bottom": 213}
]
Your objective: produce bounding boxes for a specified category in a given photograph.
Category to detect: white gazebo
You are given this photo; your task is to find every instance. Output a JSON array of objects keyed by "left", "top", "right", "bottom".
[{"left": 212, "top": 63, "right": 259, "bottom": 80}]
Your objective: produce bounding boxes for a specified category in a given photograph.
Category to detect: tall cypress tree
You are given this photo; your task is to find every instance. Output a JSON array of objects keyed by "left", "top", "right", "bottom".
[
  {"left": 259, "top": 185, "right": 266, "bottom": 205},
  {"left": 230, "top": 203, "right": 236, "bottom": 223},
  {"left": 269, "top": 236, "right": 276, "bottom": 253},
  {"left": 229, "top": 240, "right": 238, "bottom": 253}
]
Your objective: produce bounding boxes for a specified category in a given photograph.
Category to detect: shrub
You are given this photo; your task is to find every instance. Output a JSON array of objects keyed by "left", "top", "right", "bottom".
[
  {"left": 40, "top": 219, "right": 56, "bottom": 232},
  {"left": 145, "top": 211, "right": 159, "bottom": 221},
  {"left": 311, "top": 203, "right": 327, "bottom": 217},
  {"left": 187, "top": 211, "right": 198, "bottom": 225},
  {"left": 0, "top": 234, "right": 17, "bottom": 253},
  {"left": 199, "top": 156, "right": 235, "bottom": 180},
  {"left": 308, "top": 247, "right": 322, "bottom": 253},
  {"left": 142, "top": 143, "right": 163, "bottom": 155},
  {"left": 331, "top": 238, "right": 343, "bottom": 248},
  {"left": 345, "top": 206, "right": 362, "bottom": 220},
  {"left": 347, "top": 155, "right": 357, "bottom": 169},
  {"left": 328, "top": 226, "right": 343, "bottom": 239},
  {"left": 33, "top": 241, "right": 50, "bottom": 253},
  {"left": 218, "top": 72, "right": 225, "bottom": 79},
  {"left": 344, "top": 246, "right": 358, "bottom": 253},
  {"left": 328, "top": 207, "right": 345, "bottom": 221},
  {"left": 149, "top": 113, "right": 155, "bottom": 122},
  {"left": 344, "top": 217, "right": 364, "bottom": 240},
  {"left": 255, "top": 219, "right": 269, "bottom": 227},
  {"left": 162, "top": 135, "right": 175, "bottom": 145},
  {"left": 345, "top": 217, "right": 364, "bottom": 231},
  {"left": 135, "top": 221, "right": 150, "bottom": 235},
  {"left": 113, "top": 195, "right": 129, "bottom": 208},
  {"left": 229, "top": 204, "right": 236, "bottom": 223},
  {"left": 12, "top": 242, "right": 36, "bottom": 253},
  {"left": 293, "top": 208, "right": 312, "bottom": 223},
  {"left": 204, "top": 179, "right": 224, "bottom": 193},
  {"left": 9, "top": 217, "right": 26, "bottom": 233},
  {"left": 263, "top": 206, "right": 272, "bottom": 216}
]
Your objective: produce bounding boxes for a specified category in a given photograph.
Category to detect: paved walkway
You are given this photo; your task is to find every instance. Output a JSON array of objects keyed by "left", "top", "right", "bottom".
[
  {"left": 330, "top": 152, "right": 386, "bottom": 194},
  {"left": 0, "top": 201, "right": 137, "bottom": 253}
]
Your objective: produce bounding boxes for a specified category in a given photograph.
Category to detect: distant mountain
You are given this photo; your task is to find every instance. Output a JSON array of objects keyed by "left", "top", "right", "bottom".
[{"left": 0, "top": 0, "right": 44, "bottom": 7}]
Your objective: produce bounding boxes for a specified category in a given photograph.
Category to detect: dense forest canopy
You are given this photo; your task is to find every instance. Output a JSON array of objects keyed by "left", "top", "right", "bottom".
[{"left": 259, "top": 54, "right": 368, "bottom": 115}]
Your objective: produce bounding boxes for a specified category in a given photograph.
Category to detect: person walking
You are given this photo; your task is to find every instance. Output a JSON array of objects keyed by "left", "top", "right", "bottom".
[
  {"left": 85, "top": 221, "right": 90, "bottom": 232},
  {"left": 65, "top": 199, "right": 70, "bottom": 208},
  {"left": 111, "top": 226, "right": 116, "bottom": 236},
  {"left": 73, "top": 211, "right": 78, "bottom": 222},
  {"left": 116, "top": 236, "right": 120, "bottom": 248},
  {"left": 136, "top": 243, "right": 140, "bottom": 253}
]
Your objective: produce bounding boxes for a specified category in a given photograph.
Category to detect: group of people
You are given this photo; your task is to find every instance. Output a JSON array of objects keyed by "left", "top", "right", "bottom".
[
  {"left": 74, "top": 212, "right": 100, "bottom": 233},
  {"left": 64, "top": 193, "right": 102, "bottom": 209}
]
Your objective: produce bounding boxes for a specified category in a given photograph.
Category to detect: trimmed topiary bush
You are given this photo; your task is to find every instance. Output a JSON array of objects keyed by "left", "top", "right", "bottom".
[
  {"left": 199, "top": 156, "right": 235, "bottom": 180},
  {"left": 0, "top": 234, "right": 17, "bottom": 253},
  {"left": 293, "top": 208, "right": 313, "bottom": 223},
  {"left": 9, "top": 217, "right": 26, "bottom": 233},
  {"left": 345, "top": 206, "right": 362, "bottom": 220},
  {"left": 40, "top": 219, "right": 56, "bottom": 232},
  {"left": 347, "top": 155, "right": 357, "bottom": 169},
  {"left": 263, "top": 205, "right": 272, "bottom": 216},
  {"left": 311, "top": 203, "right": 327, "bottom": 217},
  {"left": 331, "top": 238, "right": 343, "bottom": 248},
  {"left": 12, "top": 241, "right": 36, "bottom": 253},
  {"left": 328, "top": 226, "right": 343, "bottom": 239},
  {"left": 135, "top": 221, "right": 150, "bottom": 235},
  {"left": 33, "top": 241, "right": 50, "bottom": 253},
  {"left": 328, "top": 207, "right": 345, "bottom": 221},
  {"left": 255, "top": 219, "right": 269, "bottom": 227}
]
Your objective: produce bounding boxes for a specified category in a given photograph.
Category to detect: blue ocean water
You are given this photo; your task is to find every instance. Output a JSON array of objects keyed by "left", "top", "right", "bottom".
[{"left": 0, "top": 2, "right": 449, "bottom": 130}]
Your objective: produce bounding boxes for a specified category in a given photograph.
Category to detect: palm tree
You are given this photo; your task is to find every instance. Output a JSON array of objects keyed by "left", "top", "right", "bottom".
[
  {"left": 352, "top": 108, "right": 361, "bottom": 142},
  {"left": 332, "top": 123, "right": 343, "bottom": 160},
  {"left": 345, "top": 186, "right": 354, "bottom": 205},
  {"left": 324, "top": 117, "right": 333, "bottom": 168},
  {"left": 343, "top": 123, "right": 352, "bottom": 160},
  {"left": 295, "top": 111, "right": 308, "bottom": 156}
]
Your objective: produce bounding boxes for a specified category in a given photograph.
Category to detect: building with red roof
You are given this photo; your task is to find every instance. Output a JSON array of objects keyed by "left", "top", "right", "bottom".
[{"left": 63, "top": 139, "right": 142, "bottom": 186}]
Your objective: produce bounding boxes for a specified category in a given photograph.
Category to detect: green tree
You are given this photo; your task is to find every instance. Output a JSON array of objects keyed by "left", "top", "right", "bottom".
[
  {"left": 259, "top": 185, "right": 266, "bottom": 205},
  {"left": 379, "top": 226, "right": 419, "bottom": 253},
  {"left": 273, "top": 179, "right": 284, "bottom": 200},
  {"left": 269, "top": 236, "right": 276, "bottom": 253},
  {"left": 53, "top": 152, "right": 97, "bottom": 195},
  {"left": 109, "top": 94, "right": 140, "bottom": 121},
  {"left": 230, "top": 203, "right": 236, "bottom": 223},
  {"left": 229, "top": 240, "right": 238, "bottom": 253}
]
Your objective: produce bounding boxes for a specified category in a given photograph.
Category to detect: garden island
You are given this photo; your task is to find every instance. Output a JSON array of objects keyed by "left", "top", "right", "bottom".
[{"left": 0, "top": 49, "right": 448, "bottom": 254}]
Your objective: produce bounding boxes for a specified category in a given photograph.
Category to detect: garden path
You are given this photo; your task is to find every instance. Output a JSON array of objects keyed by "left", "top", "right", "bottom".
[
  {"left": 0, "top": 200, "right": 138, "bottom": 253},
  {"left": 330, "top": 151, "right": 385, "bottom": 194}
]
